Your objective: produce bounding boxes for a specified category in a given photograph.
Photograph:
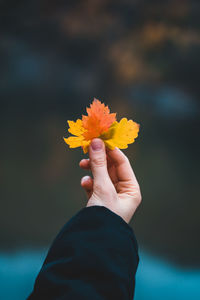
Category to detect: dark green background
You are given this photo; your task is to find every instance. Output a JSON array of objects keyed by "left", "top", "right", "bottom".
[{"left": 1, "top": 0, "right": 199, "bottom": 267}]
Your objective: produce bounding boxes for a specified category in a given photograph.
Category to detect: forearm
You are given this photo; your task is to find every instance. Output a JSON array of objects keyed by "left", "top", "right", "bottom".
[{"left": 27, "top": 206, "right": 139, "bottom": 300}]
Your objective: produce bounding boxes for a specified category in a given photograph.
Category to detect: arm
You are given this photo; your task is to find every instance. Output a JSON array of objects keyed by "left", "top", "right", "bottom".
[
  {"left": 28, "top": 138, "right": 141, "bottom": 300},
  {"left": 27, "top": 206, "right": 139, "bottom": 300}
]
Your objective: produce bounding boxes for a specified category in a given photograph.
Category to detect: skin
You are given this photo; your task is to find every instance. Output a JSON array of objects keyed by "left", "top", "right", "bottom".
[{"left": 79, "top": 138, "right": 142, "bottom": 224}]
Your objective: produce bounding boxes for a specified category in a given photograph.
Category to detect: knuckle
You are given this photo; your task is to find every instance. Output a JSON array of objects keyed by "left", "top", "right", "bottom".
[
  {"left": 92, "top": 155, "right": 106, "bottom": 167},
  {"left": 135, "top": 188, "right": 142, "bottom": 205},
  {"left": 137, "top": 193, "right": 142, "bottom": 205},
  {"left": 129, "top": 184, "right": 142, "bottom": 206}
]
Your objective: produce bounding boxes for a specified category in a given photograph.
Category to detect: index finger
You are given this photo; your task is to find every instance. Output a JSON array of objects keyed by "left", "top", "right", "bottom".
[{"left": 107, "top": 147, "right": 139, "bottom": 185}]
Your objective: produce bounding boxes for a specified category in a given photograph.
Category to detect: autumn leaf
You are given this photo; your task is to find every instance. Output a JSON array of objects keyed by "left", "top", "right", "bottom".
[
  {"left": 63, "top": 119, "right": 85, "bottom": 148},
  {"left": 63, "top": 98, "right": 140, "bottom": 153},
  {"left": 100, "top": 118, "right": 140, "bottom": 150},
  {"left": 82, "top": 98, "right": 116, "bottom": 140}
]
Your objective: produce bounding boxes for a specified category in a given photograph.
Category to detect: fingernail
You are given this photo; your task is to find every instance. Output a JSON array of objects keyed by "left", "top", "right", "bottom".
[{"left": 91, "top": 139, "right": 103, "bottom": 151}]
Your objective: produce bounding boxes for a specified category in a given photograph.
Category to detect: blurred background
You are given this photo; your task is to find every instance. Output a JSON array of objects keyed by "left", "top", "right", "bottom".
[{"left": 0, "top": 0, "right": 200, "bottom": 299}]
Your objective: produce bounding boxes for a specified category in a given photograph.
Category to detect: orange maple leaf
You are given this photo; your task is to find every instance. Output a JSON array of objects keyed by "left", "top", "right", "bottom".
[{"left": 82, "top": 98, "right": 116, "bottom": 140}]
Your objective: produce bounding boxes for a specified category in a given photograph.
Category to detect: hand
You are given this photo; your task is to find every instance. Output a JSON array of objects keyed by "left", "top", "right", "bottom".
[{"left": 79, "top": 138, "right": 142, "bottom": 223}]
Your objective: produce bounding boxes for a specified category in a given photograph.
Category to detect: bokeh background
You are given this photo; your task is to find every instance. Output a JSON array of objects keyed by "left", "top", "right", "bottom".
[{"left": 1, "top": 0, "right": 200, "bottom": 299}]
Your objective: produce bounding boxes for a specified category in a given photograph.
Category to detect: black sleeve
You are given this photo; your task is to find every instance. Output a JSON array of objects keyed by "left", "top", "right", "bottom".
[{"left": 27, "top": 206, "right": 139, "bottom": 300}]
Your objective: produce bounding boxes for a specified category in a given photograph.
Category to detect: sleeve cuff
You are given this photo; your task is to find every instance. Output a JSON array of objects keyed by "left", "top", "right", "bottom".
[{"left": 62, "top": 205, "right": 139, "bottom": 255}]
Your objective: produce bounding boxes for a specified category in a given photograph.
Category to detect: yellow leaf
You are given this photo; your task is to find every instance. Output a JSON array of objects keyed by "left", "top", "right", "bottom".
[
  {"left": 82, "top": 140, "right": 91, "bottom": 154},
  {"left": 67, "top": 119, "right": 85, "bottom": 136},
  {"left": 101, "top": 118, "right": 139, "bottom": 150},
  {"left": 63, "top": 136, "right": 84, "bottom": 148}
]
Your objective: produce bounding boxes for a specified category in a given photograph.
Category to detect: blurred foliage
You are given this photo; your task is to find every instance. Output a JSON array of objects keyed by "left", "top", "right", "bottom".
[{"left": 0, "top": 0, "right": 200, "bottom": 266}]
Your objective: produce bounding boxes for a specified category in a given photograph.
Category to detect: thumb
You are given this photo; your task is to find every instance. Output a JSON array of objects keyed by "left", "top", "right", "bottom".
[{"left": 89, "top": 138, "right": 110, "bottom": 185}]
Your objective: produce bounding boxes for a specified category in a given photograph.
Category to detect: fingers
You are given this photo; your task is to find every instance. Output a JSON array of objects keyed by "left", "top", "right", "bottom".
[
  {"left": 79, "top": 158, "right": 90, "bottom": 170},
  {"left": 80, "top": 157, "right": 118, "bottom": 187},
  {"left": 88, "top": 139, "right": 110, "bottom": 185},
  {"left": 79, "top": 156, "right": 112, "bottom": 170},
  {"left": 81, "top": 176, "right": 93, "bottom": 199},
  {"left": 80, "top": 145, "right": 138, "bottom": 186},
  {"left": 107, "top": 147, "right": 138, "bottom": 185}
]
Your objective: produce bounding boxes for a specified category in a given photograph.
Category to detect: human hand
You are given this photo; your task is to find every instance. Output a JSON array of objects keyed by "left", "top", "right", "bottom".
[{"left": 79, "top": 138, "right": 142, "bottom": 224}]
